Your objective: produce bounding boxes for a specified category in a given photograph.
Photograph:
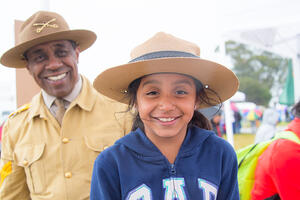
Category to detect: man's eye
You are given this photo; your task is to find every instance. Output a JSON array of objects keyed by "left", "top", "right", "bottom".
[
  {"left": 33, "top": 55, "right": 45, "bottom": 62},
  {"left": 57, "top": 50, "right": 68, "bottom": 57}
]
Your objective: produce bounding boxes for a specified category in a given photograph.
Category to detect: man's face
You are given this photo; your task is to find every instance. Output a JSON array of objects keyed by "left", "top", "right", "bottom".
[{"left": 26, "top": 40, "right": 80, "bottom": 98}]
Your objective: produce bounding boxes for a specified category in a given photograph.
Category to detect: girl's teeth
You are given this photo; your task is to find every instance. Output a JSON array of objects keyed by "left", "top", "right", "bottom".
[
  {"left": 159, "top": 118, "right": 175, "bottom": 122},
  {"left": 48, "top": 73, "right": 66, "bottom": 81}
]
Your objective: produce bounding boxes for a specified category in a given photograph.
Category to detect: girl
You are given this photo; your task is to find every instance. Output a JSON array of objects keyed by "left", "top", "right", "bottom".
[{"left": 91, "top": 32, "right": 240, "bottom": 199}]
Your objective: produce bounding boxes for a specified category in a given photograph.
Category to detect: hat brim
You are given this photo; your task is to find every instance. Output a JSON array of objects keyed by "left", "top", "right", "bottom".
[
  {"left": 0, "top": 29, "right": 96, "bottom": 68},
  {"left": 93, "top": 57, "right": 239, "bottom": 108}
]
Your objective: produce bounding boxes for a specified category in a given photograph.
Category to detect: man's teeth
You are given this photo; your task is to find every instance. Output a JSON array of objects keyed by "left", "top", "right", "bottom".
[
  {"left": 48, "top": 73, "right": 66, "bottom": 81},
  {"left": 158, "top": 118, "right": 175, "bottom": 122}
]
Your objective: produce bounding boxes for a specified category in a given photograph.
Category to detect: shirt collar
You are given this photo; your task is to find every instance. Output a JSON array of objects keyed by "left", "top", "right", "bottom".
[
  {"left": 42, "top": 76, "right": 82, "bottom": 109},
  {"left": 28, "top": 75, "right": 96, "bottom": 122}
]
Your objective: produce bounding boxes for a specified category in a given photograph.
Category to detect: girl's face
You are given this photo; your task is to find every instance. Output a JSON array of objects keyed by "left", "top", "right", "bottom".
[{"left": 136, "top": 73, "right": 197, "bottom": 142}]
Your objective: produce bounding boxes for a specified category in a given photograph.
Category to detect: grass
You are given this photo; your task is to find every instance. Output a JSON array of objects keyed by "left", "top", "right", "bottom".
[{"left": 223, "top": 133, "right": 255, "bottom": 150}]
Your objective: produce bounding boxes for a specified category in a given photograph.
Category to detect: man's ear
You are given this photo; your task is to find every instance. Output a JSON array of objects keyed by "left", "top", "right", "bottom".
[
  {"left": 75, "top": 46, "right": 80, "bottom": 63},
  {"left": 25, "top": 64, "right": 33, "bottom": 75}
]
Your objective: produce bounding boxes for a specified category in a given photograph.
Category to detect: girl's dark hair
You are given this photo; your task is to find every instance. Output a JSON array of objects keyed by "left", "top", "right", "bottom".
[
  {"left": 291, "top": 100, "right": 300, "bottom": 118},
  {"left": 126, "top": 74, "right": 222, "bottom": 132}
]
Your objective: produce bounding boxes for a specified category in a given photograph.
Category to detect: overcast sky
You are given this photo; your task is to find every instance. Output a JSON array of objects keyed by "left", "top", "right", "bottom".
[{"left": 1, "top": 0, "right": 300, "bottom": 111}]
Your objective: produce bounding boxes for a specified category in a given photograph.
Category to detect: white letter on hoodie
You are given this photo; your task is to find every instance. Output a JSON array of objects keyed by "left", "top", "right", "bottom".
[
  {"left": 198, "top": 178, "right": 218, "bottom": 200},
  {"left": 126, "top": 184, "right": 152, "bottom": 200},
  {"left": 163, "top": 178, "right": 186, "bottom": 200}
]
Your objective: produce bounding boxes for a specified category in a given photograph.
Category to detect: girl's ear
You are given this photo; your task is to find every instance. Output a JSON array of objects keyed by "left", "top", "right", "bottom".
[
  {"left": 133, "top": 103, "right": 138, "bottom": 111},
  {"left": 194, "top": 99, "right": 201, "bottom": 110}
]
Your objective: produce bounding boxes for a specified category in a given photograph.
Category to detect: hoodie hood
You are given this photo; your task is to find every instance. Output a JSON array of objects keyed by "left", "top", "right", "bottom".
[
  {"left": 115, "top": 126, "right": 213, "bottom": 161},
  {"left": 261, "top": 108, "right": 279, "bottom": 126}
]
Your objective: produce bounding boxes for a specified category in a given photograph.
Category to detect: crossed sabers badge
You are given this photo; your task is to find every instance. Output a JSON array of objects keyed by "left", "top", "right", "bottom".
[{"left": 33, "top": 18, "right": 59, "bottom": 33}]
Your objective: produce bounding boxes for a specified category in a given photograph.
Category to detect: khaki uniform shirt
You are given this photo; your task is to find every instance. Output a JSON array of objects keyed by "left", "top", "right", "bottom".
[{"left": 0, "top": 76, "right": 132, "bottom": 200}]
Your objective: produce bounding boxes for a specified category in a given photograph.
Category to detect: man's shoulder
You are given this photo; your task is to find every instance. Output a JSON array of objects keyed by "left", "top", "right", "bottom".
[
  {"left": 96, "top": 92, "right": 128, "bottom": 108},
  {"left": 3, "top": 103, "right": 32, "bottom": 139},
  {"left": 8, "top": 103, "right": 31, "bottom": 119}
]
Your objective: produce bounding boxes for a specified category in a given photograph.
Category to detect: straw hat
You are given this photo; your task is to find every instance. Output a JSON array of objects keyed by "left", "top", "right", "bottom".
[
  {"left": 93, "top": 32, "right": 239, "bottom": 108},
  {"left": 0, "top": 10, "right": 96, "bottom": 68}
]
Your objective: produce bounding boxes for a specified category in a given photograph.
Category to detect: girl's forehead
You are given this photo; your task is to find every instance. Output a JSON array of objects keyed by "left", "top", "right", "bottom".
[
  {"left": 139, "top": 73, "right": 197, "bottom": 88},
  {"left": 141, "top": 72, "right": 195, "bottom": 81}
]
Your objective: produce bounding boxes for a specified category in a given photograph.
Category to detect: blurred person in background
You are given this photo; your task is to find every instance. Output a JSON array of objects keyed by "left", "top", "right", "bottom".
[
  {"left": 211, "top": 112, "right": 223, "bottom": 137},
  {"left": 254, "top": 108, "right": 280, "bottom": 143},
  {"left": 233, "top": 110, "right": 242, "bottom": 134},
  {"left": 251, "top": 100, "right": 300, "bottom": 199}
]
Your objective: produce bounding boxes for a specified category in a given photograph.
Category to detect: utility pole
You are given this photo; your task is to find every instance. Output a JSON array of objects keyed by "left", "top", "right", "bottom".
[{"left": 219, "top": 40, "right": 235, "bottom": 147}]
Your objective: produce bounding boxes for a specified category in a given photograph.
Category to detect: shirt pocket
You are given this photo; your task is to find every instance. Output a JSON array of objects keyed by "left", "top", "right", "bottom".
[
  {"left": 84, "top": 135, "right": 116, "bottom": 152},
  {"left": 84, "top": 135, "right": 117, "bottom": 174},
  {"left": 14, "top": 143, "right": 46, "bottom": 194}
]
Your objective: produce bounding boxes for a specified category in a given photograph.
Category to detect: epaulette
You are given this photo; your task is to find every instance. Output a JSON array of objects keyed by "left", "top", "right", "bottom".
[{"left": 9, "top": 103, "right": 31, "bottom": 118}]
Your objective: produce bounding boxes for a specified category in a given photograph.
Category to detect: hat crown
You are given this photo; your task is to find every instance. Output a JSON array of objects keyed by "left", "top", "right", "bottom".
[
  {"left": 93, "top": 32, "right": 239, "bottom": 107},
  {"left": 18, "top": 11, "right": 69, "bottom": 45},
  {"left": 130, "top": 32, "right": 200, "bottom": 60}
]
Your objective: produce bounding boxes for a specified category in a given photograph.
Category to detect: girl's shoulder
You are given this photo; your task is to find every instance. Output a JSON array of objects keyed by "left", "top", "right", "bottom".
[
  {"left": 190, "top": 126, "right": 236, "bottom": 154},
  {"left": 94, "top": 141, "right": 131, "bottom": 170}
]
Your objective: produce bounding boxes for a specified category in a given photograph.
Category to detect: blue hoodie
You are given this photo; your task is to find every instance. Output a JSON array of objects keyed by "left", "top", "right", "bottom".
[{"left": 90, "top": 126, "right": 239, "bottom": 200}]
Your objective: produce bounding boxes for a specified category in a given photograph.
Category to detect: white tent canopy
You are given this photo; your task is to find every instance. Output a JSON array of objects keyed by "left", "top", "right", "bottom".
[
  {"left": 218, "top": 0, "right": 300, "bottom": 103},
  {"left": 215, "top": 0, "right": 300, "bottom": 146},
  {"left": 223, "top": 25, "right": 300, "bottom": 103}
]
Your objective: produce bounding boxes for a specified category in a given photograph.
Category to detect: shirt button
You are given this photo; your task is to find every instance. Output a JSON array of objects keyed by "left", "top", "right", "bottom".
[
  {"left": 23, "top": 160, "right": 29, "bottom": 166},
  {"left": 65, "top": 172, "right": 72, "bottom": 178},
  {"left": 62, "top": 137, "right": 69, "bottom": 144}
]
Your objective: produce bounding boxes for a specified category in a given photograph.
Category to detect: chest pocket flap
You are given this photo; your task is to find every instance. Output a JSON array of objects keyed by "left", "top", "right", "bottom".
[
  {"left": 13, "top": 143, "right": 46, "bottom": 194},
  {"left": 84, "top": 135, "right": 116, "bottom": 152},
  {"left": 14, "top": 144, "right": 45, "bottom": 167}
]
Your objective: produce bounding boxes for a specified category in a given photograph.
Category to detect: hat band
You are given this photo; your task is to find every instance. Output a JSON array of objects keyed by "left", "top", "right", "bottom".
[{"left": 129, "top": 51, "right": 198, "bottom": 63}]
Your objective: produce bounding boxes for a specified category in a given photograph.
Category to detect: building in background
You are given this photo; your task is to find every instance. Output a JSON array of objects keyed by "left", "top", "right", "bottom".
[{"left": 0, "top": 80, "right": 16, "bottom": 123}]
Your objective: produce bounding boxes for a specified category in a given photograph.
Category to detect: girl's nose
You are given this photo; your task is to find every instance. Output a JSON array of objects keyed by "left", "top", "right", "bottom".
[{"left": 158, "top": 95, "right": 175, "bottom": 111}]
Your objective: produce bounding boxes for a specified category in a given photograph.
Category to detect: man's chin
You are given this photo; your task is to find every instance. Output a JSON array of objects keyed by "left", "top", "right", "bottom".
[{"left": 46, "top": 89, "right": 72, "bottom": 98}]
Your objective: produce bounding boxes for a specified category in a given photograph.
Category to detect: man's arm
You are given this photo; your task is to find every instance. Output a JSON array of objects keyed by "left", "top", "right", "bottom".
[{"left": 0, "top": 122, "right": 30, "bottom": 200}]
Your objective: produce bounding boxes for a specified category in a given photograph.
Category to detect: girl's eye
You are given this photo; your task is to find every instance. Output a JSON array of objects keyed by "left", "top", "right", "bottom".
[
  {"left": 146, "top": 91, "right": 158, "bottom": 96},
  {"left": 176, "top": 90, "right": 188, "bottom": 95}
]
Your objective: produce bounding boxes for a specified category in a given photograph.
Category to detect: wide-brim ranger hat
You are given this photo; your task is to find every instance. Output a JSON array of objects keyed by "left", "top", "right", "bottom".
[
  {"left": 0, "top": 10, "right": 97, "bottom": 68},
  {"left": 93, "top": 32, "right": 239, "bottom": 109}
]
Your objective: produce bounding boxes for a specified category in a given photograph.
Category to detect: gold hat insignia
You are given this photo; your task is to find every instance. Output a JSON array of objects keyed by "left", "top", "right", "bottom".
[{"left": 33, "top": 18, "right": 59, "bottom": 33}]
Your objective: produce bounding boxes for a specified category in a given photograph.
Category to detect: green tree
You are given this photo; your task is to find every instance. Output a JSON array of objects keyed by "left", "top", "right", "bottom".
[
  {"left": 225, "top": 40, "right": 288, "bottom": 106},
  {"left": 239, "top": 77, "right": 271, "bottom": 106}
]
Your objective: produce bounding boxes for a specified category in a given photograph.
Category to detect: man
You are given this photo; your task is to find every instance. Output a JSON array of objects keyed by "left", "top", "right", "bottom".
[
  {"left": 0, "top": 11, "right": 132, "bottom": 200},
  {"left": 251, "top": 100, "right": 300, "bottom": 199}
]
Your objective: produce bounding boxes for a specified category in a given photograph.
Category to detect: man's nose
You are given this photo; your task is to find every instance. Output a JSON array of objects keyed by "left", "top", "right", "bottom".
[{"left": 45, "top": 55, "right": 63, "bottom": 70}]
